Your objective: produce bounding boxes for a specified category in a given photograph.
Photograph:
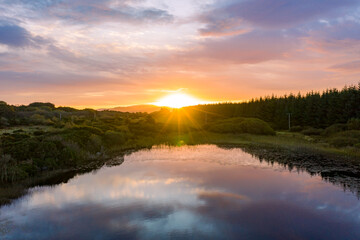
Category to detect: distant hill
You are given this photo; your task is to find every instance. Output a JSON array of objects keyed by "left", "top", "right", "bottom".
[{"left": 101, "top": 104, "right": 163, "bottom": 113}]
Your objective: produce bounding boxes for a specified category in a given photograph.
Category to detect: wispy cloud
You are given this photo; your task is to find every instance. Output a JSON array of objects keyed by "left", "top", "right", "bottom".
[
  {"left": 3, "top": 0, "right": 173, "bottom": 24},
  {"left": 0, "top": 20, "right": 49, "bottom": 48},
  {"left": 329, "top": 60, "right": 360, "bottom": 72},
  {"left": 199, "top": 0, "right": 360, "bottom": 30}
]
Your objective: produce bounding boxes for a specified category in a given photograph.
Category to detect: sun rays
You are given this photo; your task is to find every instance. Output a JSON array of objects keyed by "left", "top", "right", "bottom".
[{"left": 153, "top": 93, "right": 203, "bottom": 108}]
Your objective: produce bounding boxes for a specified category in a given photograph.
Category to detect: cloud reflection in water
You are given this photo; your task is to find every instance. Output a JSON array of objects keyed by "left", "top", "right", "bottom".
[{"left": 0, "top": 145, "right": 359, "bottom": 239}]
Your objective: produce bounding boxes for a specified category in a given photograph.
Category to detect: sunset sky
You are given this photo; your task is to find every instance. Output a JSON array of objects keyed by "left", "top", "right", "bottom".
[{"left": 1, "top": 0, "right": 360, "bottom": 108}]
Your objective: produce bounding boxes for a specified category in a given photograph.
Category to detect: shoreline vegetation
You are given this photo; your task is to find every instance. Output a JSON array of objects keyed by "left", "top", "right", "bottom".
[
  {"left": 1, "top": 132, "right": 359, "bottom": 206},
  {"left": 1, "top": 84, "right": 360, "bottom": 204}
]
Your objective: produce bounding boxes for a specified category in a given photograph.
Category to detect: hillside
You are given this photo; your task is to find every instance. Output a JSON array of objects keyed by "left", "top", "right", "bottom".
[{"left": 102, "top": 104, "right": 162, "bottom": 113}]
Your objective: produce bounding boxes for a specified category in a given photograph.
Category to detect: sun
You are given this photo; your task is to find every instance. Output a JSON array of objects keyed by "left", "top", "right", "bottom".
[{"left": 154, "top": 93, "right": 202, "bottom": 108}]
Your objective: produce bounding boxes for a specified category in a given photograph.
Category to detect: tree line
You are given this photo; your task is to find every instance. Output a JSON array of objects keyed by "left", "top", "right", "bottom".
[{"left": 185, "top": 83, "right": 360, "bottom": 130}]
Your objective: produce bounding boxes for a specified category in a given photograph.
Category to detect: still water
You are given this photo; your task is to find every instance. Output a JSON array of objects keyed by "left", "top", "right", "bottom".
[{"left": 0, "top": 145, "right": 360, "bottom": 240}]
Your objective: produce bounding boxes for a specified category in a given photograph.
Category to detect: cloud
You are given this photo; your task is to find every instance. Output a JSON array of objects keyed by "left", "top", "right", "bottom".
[
  {"left": 314, "top": 20, "right": 360, "bottom": 46},
  {"left": 3, "top": 202, "right": 175, "bottom": 240},
  {"left": 196, "top": 197, "right": 359, "bottom": 240},
  {"left": 4, "top": 0, "right": 173, "bottom": 24},
  {"left": 199, "top": 15, "right": 251, "bottom": 37},
  {"left": 304, "top": 20, "right": 360, "bottom": 53},
  {"left": 0, "top": 21, "right": 48, "bottom": 48},
  {"left": 200, "top": 0, "right": 360, "bottom": 31},
  {"left": 323, "top": 21, "right": 360, "bottom": 41},
  {"left": 329, "top": 60, "right": 360, "bottom": 72},
  {"left": 183, "top": 30, "right": 298, "bottom": 64},
  {"left": 46, "top": 44, "right": 148, "bottom": 74},
  {"left": 0, "top": 71, "right": 104, "bottom": 88}
]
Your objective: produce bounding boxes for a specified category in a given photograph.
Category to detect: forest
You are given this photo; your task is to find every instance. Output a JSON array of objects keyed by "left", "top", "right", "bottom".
[{"left": 184, "top": 83, "right": 360, "bottom": 130}]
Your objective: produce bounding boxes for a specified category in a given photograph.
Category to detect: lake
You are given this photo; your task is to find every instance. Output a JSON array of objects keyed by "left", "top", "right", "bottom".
[{"left": 0, "top": 145, "right": 359, "bottom": 239}]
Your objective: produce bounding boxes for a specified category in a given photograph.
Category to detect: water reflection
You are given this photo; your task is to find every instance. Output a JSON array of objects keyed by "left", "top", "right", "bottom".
[{"left": 1, "top": 145, "right": 359, "bottom": 239}]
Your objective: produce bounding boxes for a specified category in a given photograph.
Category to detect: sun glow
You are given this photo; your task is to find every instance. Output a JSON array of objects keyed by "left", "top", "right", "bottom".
[{"left": 154, "top": 93, "right": 202, "bottom": 108}]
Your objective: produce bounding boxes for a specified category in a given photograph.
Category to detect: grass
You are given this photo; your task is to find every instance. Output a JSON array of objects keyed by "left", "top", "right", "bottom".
[
  {"left": 160, "top": 131, "right": 360, "bottom": 160},
  {"left": 0, "top": 185, "right": 26, "bottom": 205},
  {"left": 0, "top": 126, "right": 55, "bottom": 135}
]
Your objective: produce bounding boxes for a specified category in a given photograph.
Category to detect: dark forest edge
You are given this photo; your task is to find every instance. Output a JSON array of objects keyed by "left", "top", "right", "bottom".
[{"left": 0, "top": 83, "right": 360, "bottom": 203}]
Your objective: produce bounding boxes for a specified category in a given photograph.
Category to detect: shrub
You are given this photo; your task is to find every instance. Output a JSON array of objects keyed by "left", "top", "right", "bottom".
[
  {"left": 238, "top": 118, "right": 276, "bottom": 135},
  {"left": 28, "top": 102, "right": 55, "bottom": 109},
  {"left": 5, "top": 165, "right": 28, "bottom": 182},
  {"left": 348, "top": 118, "right": 360, "bottom": 130},
  {"left": 33, "top": 157, "right": 58, "bottom": 170},
  {"left": 0, "top": 154, "right": 13, "bottom": 181},
  {"left": 33, "top": 130, "right": 45, "bottom": 136},
  {"left": 290, "top": 126, "right": 303, "bottom": 132},
  {"left": 322, "top": 123, "right": 347, "bottom": 136},
  {"left": 89, "top": 134, "right": 102, "bottom": 152},
  {"left": 302, "top": 127, "right": 323, "bottom": 136},
  {"left": 0, "top": 117, "right": 9, "bottom": 127},
  {"left": 9, "top": 133, "right": 30, "bottom": 141},
  {"left": 30, "top": 114, "right": 53, "bottom": 125},
  {"left": 61, "top": 140, "right": 88, "bottom": 165},
  {"left": 0, "top": 154, "right": 29, "bottom": 182},
  {"left": 13, "top": 129, "right": 25, "bottom": 133},
  {"left": 103, "top": 130, "right": 127, "bottom": 147},
  {"left": 70, "top": 125, "right": 103, "bottom": 135},
  {"left": 60, "top": 125, "right": 104, "bottom": 149},
  {"left": 333, "top": 130, "right": 360, "bottom": 140},
  {"left": 205, "top": 117, "right": 275, "bottom": 135},
  {"left": 54, "top": 122, "right": 65, "bottom": 128},
  {"left": 329, "top": 137, "right": 359, "bottom": 148}
]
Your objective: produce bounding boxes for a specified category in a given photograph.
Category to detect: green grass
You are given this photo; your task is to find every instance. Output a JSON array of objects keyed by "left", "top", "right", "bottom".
[
  {"left": 0, "top": 126, "right": 54, "bottom": 135},
  {"left": 158, "top": 131, "right": 360, "bottom": 160}
]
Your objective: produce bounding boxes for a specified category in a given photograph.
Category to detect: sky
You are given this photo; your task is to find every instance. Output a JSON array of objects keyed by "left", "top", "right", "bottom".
[{"left": 0, "top": 0, "right": 360, "bottom": 108}]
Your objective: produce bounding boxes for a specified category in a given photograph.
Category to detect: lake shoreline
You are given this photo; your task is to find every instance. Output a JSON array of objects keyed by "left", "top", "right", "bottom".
[
  {"left": 0, "top": 151, "right": 128, "bottom": 206},
  {"left": 1, "top": 133, "right": 360, "bottom": 205}
]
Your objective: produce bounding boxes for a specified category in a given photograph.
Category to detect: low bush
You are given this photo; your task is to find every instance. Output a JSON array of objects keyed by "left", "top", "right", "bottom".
[
  {"left": 205, "top": 117, "right": 275, "bottom": 135},
  {"left": 103, "top": 130, "right": 127, "bottom": 147},
  {"left": 9, "top": 133, "right": 31, "bottom": 142},
  {"left": 290, "top": 126, "right": 303, "bottom": 132},
  {"left": 333, "top": 130, "right": 360, "bottom": 140},
  {"left": 70, "top": 125, "right": 103, "bottom": 135},
  {"left": 322, "top": 123, "right": 347, "bottom": 136},
  {"left": 329, "top": 137, "right": 359, "bottom": 148},
  {"left": 302, "top": 127, "right": 323, "bottom": 136},
  {"left": 0, "top": 154, "right": 29, "bottom": 182},
  {"left": 0, "top": 117, "right": 10, "bottom": 127},
  {"left": 89, "top": 134, "right": 103, "bottom": 152},
  {"left": 238, "top": 118, "right": 276, "bottom": 135},
  {"left": 30, "top": 114, "right": 53, "bottom": 125},
  {"left": 33, "top": 130, "right": 45, "bottom": 136},
  {"left": 13, "top": 129, "right": 25, "bottom": 133},
  {"left": 348, "top": 118, "right": 360, "bottom": 130}
]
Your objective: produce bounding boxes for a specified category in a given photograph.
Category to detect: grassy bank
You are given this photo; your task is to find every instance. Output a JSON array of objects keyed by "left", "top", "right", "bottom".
[
  {"left": 0, "top": 153, "right": 127, "bottom": 206},
  {"left": 161, "top": 131, "right": 360, "bottom": 160},
  {"left": 1, "top": 130, "right": 360, "bottom": 205},
  {"left": 1, "top": 127, "right": 359, "bottom": 184}
]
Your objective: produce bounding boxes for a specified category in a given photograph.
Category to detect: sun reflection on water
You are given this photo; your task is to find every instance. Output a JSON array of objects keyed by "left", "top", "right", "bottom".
[{"left": 1, "top": 145, "right": 360, "bottom": 240}]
